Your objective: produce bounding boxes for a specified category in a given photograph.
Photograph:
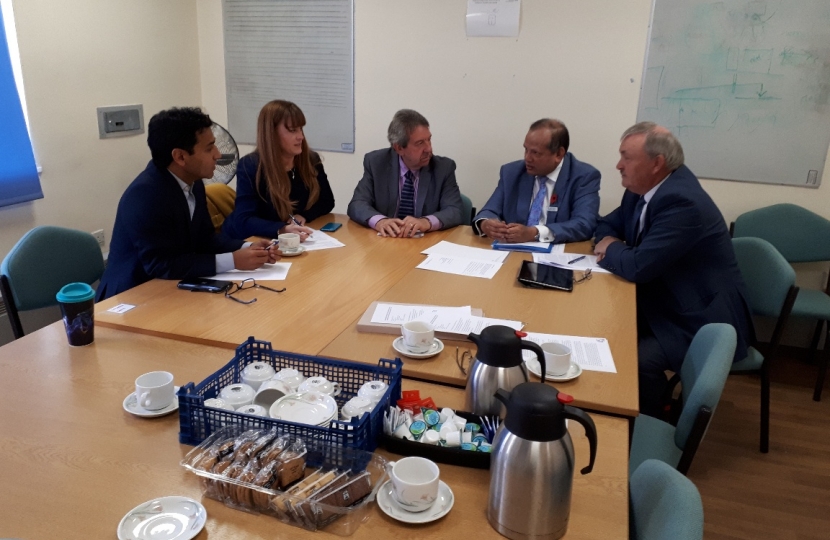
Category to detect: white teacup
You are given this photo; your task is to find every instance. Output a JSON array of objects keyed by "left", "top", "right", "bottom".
[
  {"left": 357, "top": 380, "right": 388, "bottom": 404},
  {"left": 298, "top": 376, "right": 341, "bottom": 397},
  {"left": 542, "top": 342, "right": 573, "bottom": 377},
  {"left": 218, "top": 383, "right": 256, "bottom": 409},
  {"left": 241, "top": 361, "right": 276, "bottom": 391},
  {"left": 341, "top": 396, "right": 374, "bottom": 420},
  {"left": 203, "top": 397, "right": 235, "bottom": 411},
  {"left": 236, "top": 403, "right": 268, "bottom": 417},
  {"left": 278, "top": 233, "right": 301, "bottom": 251},
  {"left": 385, "top": 456, "right": 440, "bottom": 512},
  {"left": 253, "top": 379, "right": 292, "bottom": 409},
  {"left": 401, "top": 321, "right": 435, "bottom": 354},
  {"left": 272, "top": 368, "right": 306, "bottom": 392},
  {"left": 135, "top": 371, "right": 175, "bottom": 411}
]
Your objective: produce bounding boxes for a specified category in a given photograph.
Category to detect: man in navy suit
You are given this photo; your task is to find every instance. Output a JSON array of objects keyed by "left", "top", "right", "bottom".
[
  {"left": 595, "top": 122, "right": 754, "bottom": 417},
  {"left": 96, "top": 108, "right": 279, "bottom": 301},
  {"left": 473, "top": 119, "right": 600, "bottom": 243},
  {"left": 347, "top": 109, "right": 464, "bottom": 238}
]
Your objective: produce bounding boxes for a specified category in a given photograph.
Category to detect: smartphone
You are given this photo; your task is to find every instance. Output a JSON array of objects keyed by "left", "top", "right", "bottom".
[
  {"left": 177, "top": 278, "right": 233, "bottom": 293},
  {"left": 320, "top": 222, "right": 342, "bottom": 232},
  {"left": 517, "top": 261, "right": 574, "bottom": 292}
]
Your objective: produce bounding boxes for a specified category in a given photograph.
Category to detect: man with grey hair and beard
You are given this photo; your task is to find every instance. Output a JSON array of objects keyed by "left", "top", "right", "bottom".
[
  {"left": 594, "top": 121, "right": 755, "bottom": 418},
  {"left": 348, "top": 109, "right": 464, "bottom": 237}
]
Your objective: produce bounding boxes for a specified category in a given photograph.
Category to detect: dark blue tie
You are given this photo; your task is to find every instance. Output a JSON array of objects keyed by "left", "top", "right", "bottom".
[
  {"left": 397, "top": 171, "right": 416, "bottom": 219},
  {"left": 632, "top": 196, "right": 646, "bottom": 244}
]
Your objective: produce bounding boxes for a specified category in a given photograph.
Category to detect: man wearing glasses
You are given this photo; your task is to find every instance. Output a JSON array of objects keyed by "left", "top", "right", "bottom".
[{"left": 97, "top": 108, "right": 280, "bottom": 301}]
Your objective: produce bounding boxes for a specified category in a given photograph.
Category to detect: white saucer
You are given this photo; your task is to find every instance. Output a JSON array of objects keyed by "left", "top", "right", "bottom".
[
  {"left": 377, "top": 480, "right": 454, "bottom": 524},
  {"left": 525, "top": 358, "right": 583, "bottom": 382},
  {"left": 123, "top": 387, "right": 180, "bottom": 418},
  {"left": 392, "top": 337, "right": 444, "bottom": 359},
  {"left": 117, "top": 495, "right": 206, "bottom": 540},
  {"left": 269, "top": 391, "right": 338, "bottom": 425},
  {"left": 280, "top": 245, "right": 305, "bottom": 257}
]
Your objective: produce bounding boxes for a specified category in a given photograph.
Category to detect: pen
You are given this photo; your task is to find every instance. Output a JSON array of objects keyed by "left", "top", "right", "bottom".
[
  {"left": 287, "top": 214, "right": 303, "bottom": 227},
  {"left": 568, "top": 256, "right": 587, "bottom": 265}
]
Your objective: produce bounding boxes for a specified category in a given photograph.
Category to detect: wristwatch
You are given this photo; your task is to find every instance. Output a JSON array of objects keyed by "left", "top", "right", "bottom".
[{"left": 533, "top": 229, "right": 541, "bottom": 242}]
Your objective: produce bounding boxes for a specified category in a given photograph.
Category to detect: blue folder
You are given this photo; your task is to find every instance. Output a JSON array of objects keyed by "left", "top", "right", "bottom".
[{"left": 491, "top": 240, "right": 554, "bottom": 253}]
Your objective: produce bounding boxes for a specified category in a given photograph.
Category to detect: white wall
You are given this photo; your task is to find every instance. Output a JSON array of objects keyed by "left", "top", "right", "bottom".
[
  {"left": 0, "top": 0, "right": 202, "bottom": 259},
  {"left": 197, "top": 0, "right": 830, "bottom": 226}
]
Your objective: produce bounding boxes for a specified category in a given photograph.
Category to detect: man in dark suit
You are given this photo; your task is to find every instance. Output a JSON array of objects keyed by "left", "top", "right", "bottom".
[
  {"left": 594, "top": 122, "right": 754, "bottom": 417},
  {"left": 96, "top": 108, "right": 278, "bottom": 301},
  {"left": 347, "top": 109, "right": 464, "bottom": 237},
  {"left": 473, "top": 119, "right": 600, "bottom": 243}
]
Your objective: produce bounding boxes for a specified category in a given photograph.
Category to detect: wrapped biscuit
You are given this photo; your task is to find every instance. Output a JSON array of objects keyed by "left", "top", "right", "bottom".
[{"left": 312, "top": 471, "right": 373, "bottom": 528}]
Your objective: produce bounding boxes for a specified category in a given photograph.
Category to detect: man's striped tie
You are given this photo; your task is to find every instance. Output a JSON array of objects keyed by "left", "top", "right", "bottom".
[{"left": 397, "top": 170, "right": 416, "bottom": 219}]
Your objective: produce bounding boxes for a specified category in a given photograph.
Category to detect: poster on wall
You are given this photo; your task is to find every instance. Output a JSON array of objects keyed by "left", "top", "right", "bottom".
[{"left": 466, "top": 0, "right": 520, "bottom": 38}]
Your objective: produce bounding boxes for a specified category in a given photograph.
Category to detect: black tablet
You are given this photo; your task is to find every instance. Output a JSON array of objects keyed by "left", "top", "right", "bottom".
[{"left": 517, "top": 261, "right": 574, "bottom": 292}]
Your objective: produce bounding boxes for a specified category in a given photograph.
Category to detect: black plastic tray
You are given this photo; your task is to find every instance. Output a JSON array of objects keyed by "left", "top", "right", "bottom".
[{"left": 381, "top": 409, "right": 492, "bottom": 469}]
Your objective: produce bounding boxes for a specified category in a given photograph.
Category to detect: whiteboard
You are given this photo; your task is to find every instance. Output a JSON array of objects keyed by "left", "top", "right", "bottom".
[
  {"left": 637, "top": 0, "right": 830, "bottom": 187},
  {"left": 223, "top": 0, "right": 354, "bottom": 153}
]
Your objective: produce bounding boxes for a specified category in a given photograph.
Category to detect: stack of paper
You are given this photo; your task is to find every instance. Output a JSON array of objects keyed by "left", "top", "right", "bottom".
[
  {"left": 370, "top": 303, "right": 523, "bottom": 334},
  {"left": 213, "top": 262, "right": 292, "bottom": 281},
  {"left": 520, "top": 331, "right": 617, "bottom": 373},
  {"left": 417, "top": 241, "right": 508, "bottom": 279}
]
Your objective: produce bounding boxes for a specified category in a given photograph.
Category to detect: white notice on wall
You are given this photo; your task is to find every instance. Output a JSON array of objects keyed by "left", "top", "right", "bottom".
[{"left": 466, "top": 0, "right": 521, "bottom": 38}]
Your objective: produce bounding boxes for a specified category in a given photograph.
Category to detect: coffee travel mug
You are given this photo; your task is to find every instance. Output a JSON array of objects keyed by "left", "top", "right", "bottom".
[{"left": 56, "top": 282, "right": 95, "bottom": 346}]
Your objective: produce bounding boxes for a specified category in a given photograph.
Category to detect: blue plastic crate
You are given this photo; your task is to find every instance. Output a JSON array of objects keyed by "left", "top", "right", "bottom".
[{"left": 178, "top": 337, "right": 403, "bottom": 451}]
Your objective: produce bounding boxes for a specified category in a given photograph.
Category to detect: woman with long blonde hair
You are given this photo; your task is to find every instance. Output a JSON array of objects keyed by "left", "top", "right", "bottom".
[{"left": 223, "top": 100, "right": 334, "bottom": 241}]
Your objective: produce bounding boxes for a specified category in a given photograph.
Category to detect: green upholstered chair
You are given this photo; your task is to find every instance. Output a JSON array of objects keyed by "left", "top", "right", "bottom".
[
  {"left": 459, "top": 193, "right": 475, "bottom": 226},
  {"left": 0, "top": 226, "right": 105, "bottom": 339},
  {"left": 629, "top": 323, "right": 737, "bottom": 476},
  {"left": 630, "top": 459, "right": 704, "bottom": 540},
  {"left": 732, "top": 203, "right": 830, "bottom": 401},
  {"left": 731, "top": 237, "right": 799, "bottom": 453}
]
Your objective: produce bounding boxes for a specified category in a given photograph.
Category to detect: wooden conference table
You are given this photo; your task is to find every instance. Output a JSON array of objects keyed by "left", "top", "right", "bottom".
[
  {"left": 0, "top": 324, "right": 629, "bottom": 539},
  {"left": 95, "top": 214, "right": 639, "bottom": 419}
]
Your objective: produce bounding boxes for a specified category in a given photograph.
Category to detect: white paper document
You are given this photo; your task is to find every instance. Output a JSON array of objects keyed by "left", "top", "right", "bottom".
[
  {"left": 521, "top": 331, "right": 617, "bottom": 373},
  {"left": 298, "top": 229, "right": 345, "bottom": 251},
  {"left": 423, "top": 314, "right": 524, "bottom": 335},
  {"left": 532, "top": 253, "right": 611, "bottom": 274},
  {"left": 212, "top": 262, "right": 292, "bottom": 281},
  {"left": 417, "top": 254, "right": 502, "bottom": 279},
  {"left": 466, "top": 0, "right": 521, "bottom": 37},
  {"left": 422, "top": 241, "right": 509, "bottom": 263},
  {"left": 369, "top": 303, "right": 523, "bottom": 334},
  {"left": 371, "top": 304, "right": 472, "bottom": 325}
]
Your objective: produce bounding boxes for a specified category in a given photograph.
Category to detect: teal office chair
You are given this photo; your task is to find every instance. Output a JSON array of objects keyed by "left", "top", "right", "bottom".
[
  {"left": 629, "top": 323, "right": 737, "bottom": 476},
  {"left": 630, "top": 459, "right": 704, "bottom": 540},
  {"left": 0, "top": 226, "right": 105, "bottom": 339},
  {"left": 731, "top": 237, "right": 799, "bottom": 453},
  {"left": 459, "top": 193, "right": 475, "bottom": 226},
  {"left": 732, "top": 204, "right": 830, "bottom": 401}
]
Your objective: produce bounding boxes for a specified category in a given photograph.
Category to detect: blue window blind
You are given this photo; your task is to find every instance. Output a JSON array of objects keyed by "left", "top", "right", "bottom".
[{"left": 0, "top": 8, "right": 41, "bottom": 208}]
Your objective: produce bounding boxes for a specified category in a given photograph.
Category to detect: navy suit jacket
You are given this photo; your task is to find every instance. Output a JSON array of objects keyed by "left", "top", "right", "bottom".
[
  {"left": 595, "top": 165, "right": 755, "bottom": 368},
  {"left": 222, "top": 152, "right": 335, "bottom": 240},
  {"left": 96, "top": 161, "right": 243, "bottom": 301},
  {"left": 473, "top": 153, "right": 601, "bottom": 243},
  {"left": 347, "top": 148, "right": 464, "bottom": 229}
]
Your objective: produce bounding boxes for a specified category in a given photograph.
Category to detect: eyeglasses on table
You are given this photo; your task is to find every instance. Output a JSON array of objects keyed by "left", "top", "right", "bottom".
[{"left": 225, "top": 278, "right": 286, "bottom": 304}]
